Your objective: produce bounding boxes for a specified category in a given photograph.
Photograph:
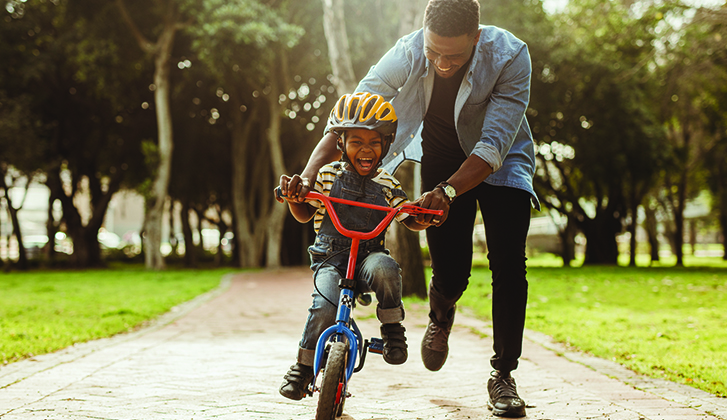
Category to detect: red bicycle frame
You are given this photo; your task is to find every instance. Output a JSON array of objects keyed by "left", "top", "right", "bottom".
[{"left": 299, "top": 191, "right": 443, "bottom": 280}]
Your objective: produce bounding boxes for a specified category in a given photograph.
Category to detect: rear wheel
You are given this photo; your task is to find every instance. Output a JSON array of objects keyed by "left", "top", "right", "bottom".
[{"left": 316, "top": 342, "right": 348, "bottom": 420}]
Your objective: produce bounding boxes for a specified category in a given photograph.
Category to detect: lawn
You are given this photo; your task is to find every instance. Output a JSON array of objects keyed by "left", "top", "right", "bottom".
[
  {"left": 0, "top": 267, "right": 234, "bottom": 365},
  {"left": 455, "top": 255, "right": 727, "bottom": 397},
  {"left": 3, "top": 257, "right": 726, "bottom": 398}
]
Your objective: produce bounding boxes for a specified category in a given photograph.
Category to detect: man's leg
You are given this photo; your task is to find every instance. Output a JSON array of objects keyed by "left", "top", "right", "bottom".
[
  {"left": 421, "top": 186, "right": 479, "bottom": 371},
  {"left": 479, "top": 183, "right": 531, "bottom": 417}
]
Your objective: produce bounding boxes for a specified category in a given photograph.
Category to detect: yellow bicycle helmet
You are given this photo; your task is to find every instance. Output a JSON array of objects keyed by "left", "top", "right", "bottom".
[{"left": 327, "top": 92, "right": 398, "bottom": 166}]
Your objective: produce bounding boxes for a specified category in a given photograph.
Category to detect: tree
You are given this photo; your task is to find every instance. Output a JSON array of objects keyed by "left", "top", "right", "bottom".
[
  {"left": 0, "top": 167, "right": 34, "bottom": 270},
  {"left": 655, "top": 3, "right": 727, "bottom": 265},
  {"left": 188, "top": 0, "right": 332, "bottom": 268},
  {"left": 321, "top": 0, "right": 357, "bottom": 95},
  {"left": 115, "top": 0, "right": 190, "bottom": 270},
  {"left": 530, "top": 0, "right": 670, "bottom": 265},
  {"left": 1, "top": 0, "right": 151, "bottom": 268}
]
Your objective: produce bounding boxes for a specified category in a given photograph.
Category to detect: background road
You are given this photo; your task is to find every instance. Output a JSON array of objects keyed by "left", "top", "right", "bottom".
[{"left": 1, "top": 269, "right": 726, "bottom": 419}]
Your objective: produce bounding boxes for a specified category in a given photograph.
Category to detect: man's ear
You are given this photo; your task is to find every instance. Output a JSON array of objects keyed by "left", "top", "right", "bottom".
[{"left": 472, "top": 28, "right": 482, "bottom": 46}]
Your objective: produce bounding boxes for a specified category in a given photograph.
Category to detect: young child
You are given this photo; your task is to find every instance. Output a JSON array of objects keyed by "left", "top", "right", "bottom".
[{"left": 277, "top": 92, "right": 430, "bottom": 400}]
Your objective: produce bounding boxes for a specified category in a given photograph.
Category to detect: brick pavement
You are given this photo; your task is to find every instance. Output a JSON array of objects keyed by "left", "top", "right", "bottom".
[{"left": 1, "top": 268, "right": 726, "bottom": 419}]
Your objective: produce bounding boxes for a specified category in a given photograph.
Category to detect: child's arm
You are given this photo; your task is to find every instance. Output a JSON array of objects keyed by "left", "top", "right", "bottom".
[
  {"left": 286, "top": 200, "right": 316, "bottom": 223},
  {"left": 278, "top": 174, "right": 317, "bottom": 223}
]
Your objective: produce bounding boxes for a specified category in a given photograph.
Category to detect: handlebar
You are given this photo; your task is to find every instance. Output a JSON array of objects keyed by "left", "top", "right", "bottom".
[{"left": 275, "top": 187, "right": 443, "bottom": 241}]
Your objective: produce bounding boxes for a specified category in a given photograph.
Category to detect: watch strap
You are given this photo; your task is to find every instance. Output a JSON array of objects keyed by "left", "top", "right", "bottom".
[{"left": 436, "top": 182, "right": 456, "bottom": 203}]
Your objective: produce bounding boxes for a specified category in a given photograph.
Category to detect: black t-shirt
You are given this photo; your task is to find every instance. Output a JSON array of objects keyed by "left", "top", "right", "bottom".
[{"left": 421, "top": 56, "right": 472, "bottom": 169}]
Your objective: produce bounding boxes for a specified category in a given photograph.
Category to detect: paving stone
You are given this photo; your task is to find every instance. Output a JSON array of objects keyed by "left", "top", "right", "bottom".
[{"left": 1, "top": 268, "right": 725, "bottom": 420}]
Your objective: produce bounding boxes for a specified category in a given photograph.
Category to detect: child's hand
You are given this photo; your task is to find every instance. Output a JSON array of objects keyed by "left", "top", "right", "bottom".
[{"left": 279, "top": 174, "right": 312, "bottom": 203}]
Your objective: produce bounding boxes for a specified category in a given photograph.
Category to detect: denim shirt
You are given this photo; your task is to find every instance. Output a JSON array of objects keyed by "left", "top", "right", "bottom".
[
  {"left": 309, "top": 167, "right": 408, "bottom": 274},
  {"left": 343, "top": 25, "right": 540, "bottom": 210}
]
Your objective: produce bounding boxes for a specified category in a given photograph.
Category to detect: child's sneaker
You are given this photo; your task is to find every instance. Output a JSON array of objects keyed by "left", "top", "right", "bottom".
[
  {"left": 279, "top": 363, "right": 314, "bottom": 400},
  {"left": 380, "top": 323, "right": 408, "bottom": 365}
]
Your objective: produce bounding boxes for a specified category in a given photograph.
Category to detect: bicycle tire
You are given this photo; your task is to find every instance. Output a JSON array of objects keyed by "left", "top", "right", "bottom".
[{"left": 316, "top": 341, "right": 348, "bottom": 420}]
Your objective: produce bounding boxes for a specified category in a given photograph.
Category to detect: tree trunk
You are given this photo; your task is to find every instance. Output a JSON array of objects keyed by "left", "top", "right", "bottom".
[
  {"left": 388, "top": 218, "right": 427, "bottom": 298},
  {"left": 689, "top": 219, "right": 698, "bottom": 255},
  {"left": 0, "top": 176, "right": 28, "bottom": 270},
  {"left": 44, "top": 188, "right": 58, "bottom": 265},
  {"left": 180, "top": 201, "right": 197, "bottom": 268},
  {"left": 229, "top": 96, "right": 264, "bottom": 267},
  {"left": 557, "top": 215, "right": 577, "bottom": 267},
  {"left": 628, "top": 201, "right": 639, "bottom": 267},
  {"left": 643, "top": 203, "right": 660, "bottom": 263},
  {"left": 264, "top": 51, "right": 291, "bottom": 269},
  {"left": 215, "top": 217, "right": 227, "bottom": 267},
  {"left": 581, "top": 213, "right": 621, "bottom": 265},
  {"left": 116, "top": 0, "right": 178, "bottom": 270},
  {"left": 321, "top": 0, "right": 357, "bottom": 95},
  {"left": 387, "top": 161, "right": 427, "bottom": 298},
  {"left": 46, "top": 169, "right": 116, "bottom": 268},
  {"left": 169, "top": 200, "right": 178, "bottom": 257},
  {"left": 398, "top": 0, "right": 426, "bottom": 36},
  {"left": 721, "top": 211, "right": 727, "bottom": 260},
  {"left": 144, "top": 21, "right": 177, "bottom": 270},
  {"left": 673, "top": 192, "right": 685, "bottom": 267}
]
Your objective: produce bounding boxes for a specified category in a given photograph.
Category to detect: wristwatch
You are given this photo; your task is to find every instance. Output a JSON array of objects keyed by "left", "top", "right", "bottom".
[{"left": 436, "top": 182, "right": 457, "bottom": 204}]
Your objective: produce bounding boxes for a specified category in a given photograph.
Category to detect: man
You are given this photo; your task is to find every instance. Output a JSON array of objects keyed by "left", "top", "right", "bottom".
[{"left": 285, "top": 0, "right": 538, "bottom": 417}]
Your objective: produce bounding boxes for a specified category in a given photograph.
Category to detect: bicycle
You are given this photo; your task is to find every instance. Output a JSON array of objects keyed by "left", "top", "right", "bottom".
[{"left": 276, "top": 187, "right": 443, "bottom": 419}]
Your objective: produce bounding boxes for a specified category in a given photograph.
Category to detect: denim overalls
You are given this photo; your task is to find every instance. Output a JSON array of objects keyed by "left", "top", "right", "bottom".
[{"left": 297, "top": 165, "right": 408, "bottom": 366}]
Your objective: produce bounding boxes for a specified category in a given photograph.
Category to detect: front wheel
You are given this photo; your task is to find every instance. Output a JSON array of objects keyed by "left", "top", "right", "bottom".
[{"left": 316, "top": 341, "right": 348, "bottom": 420}]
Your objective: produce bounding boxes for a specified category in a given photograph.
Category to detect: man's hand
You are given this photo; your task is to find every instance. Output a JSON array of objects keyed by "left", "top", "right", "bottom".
[
  {"left": 277, "top": 174, "right": 312, "bottom": 203},
  {"left": 412, "top": 188, "right": 450, "bottom": 227}
]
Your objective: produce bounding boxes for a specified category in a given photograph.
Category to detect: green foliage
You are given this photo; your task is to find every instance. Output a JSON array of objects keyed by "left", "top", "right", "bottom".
[
  {"left": 458, "top": 265, "right": 727, "bottom": 397},
  {"left": 0, "top": 268, "right": 234, "bottom": 365}
]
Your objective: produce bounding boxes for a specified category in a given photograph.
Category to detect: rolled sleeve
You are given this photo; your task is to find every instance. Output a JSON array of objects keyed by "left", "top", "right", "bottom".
[
  {"left": 471, "top": 142, "right": 503, "bottom": 172},
  {"left": 478, "top": 45, "right": 531, "bottom": 171}
]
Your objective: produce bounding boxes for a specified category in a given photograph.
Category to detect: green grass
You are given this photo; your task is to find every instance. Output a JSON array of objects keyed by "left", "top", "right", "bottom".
[
  {"left": 455, "top": 262, "right": 727, "bottom": 397},
  {"left": 0, "top": 267, "right": 235, "bottom": 365}
]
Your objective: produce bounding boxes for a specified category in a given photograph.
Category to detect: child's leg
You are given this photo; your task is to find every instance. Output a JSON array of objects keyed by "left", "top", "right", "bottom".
[
  {"left": 297, "top": 265, "right": 342, "bottom": 365},
  {"left": 358, "top": 252, "right": 405, "bottom": 323},
  {"left": 281, "top": 265, "right": 341, "bottom": 400},
  {"left": 359, "top": 252, "right": 407, "bottom": 364}
]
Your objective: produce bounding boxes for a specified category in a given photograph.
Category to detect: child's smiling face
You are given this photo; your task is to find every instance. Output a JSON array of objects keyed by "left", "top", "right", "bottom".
[{"left": 342, "top": 128, "right": 383, "bottom": 176}]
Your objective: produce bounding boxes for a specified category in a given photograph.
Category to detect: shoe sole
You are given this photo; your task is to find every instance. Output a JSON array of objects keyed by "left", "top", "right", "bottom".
[
  {"left": 421, "top": 347, "right": 448, "bottom": 371},
  {"left": 487, "top": 400, "right": 526, "bottom": 418}
]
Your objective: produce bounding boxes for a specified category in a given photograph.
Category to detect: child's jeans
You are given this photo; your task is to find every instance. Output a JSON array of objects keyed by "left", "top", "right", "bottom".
[{"left": 296, "top": 252, "right": 405, "bottom": 366}]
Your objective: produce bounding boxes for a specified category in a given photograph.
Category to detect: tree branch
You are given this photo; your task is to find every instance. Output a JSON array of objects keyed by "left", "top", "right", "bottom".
[{"left": 115, "top": 0, "right": 156, "bottom": 53}]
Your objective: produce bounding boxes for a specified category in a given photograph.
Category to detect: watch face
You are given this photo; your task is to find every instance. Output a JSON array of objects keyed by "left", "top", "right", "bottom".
[{"left": 444, "top": 185, "right": 456, "bottom": 198}]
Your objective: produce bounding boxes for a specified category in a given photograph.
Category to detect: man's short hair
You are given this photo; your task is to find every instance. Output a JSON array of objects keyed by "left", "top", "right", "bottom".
[{"left": 423, "top": 0, "right": 480, "bottom": 38}]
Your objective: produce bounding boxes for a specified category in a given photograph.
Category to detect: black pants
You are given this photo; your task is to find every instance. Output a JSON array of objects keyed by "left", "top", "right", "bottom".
[{"left": 422, "top": 162, "right": 531, "bottom": 373}]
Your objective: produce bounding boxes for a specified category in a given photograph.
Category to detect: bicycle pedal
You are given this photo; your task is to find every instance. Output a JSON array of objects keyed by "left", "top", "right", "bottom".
[{"left": 368, "top": 337, "right": 384, "bottom": 354}]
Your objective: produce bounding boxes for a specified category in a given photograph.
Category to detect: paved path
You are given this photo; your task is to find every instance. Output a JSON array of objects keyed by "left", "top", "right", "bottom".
[{"left": 1, "top": 268, "right": 726, "bottom": 420}]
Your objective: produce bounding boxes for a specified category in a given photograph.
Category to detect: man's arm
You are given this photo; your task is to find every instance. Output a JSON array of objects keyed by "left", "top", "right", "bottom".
[{"left": 412, "top": 155, "right": 493, "bottom": 227}]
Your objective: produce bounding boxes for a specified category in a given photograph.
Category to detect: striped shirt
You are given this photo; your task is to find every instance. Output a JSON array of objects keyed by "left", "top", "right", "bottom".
[{"left": 309, "top": 164, "right": 409, "bottom": 233}]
